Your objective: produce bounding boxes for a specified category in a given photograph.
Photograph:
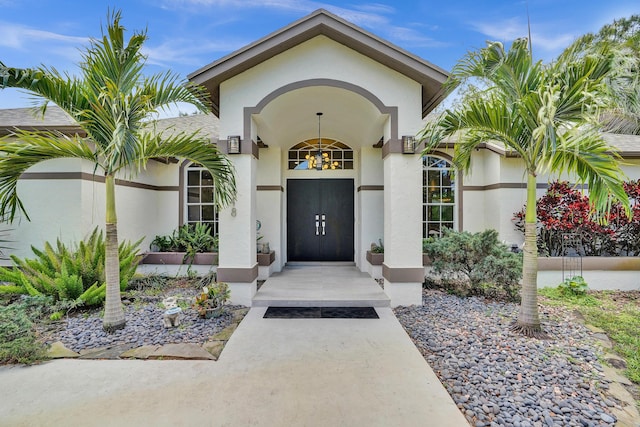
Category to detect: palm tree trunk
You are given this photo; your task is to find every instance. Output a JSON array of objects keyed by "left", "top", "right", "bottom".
[
  {"left": 511, "top": 173, "right": 544, "bottom": 337},
  {"left": 102, "top": 174, "right": 125, "bottom": 332}
]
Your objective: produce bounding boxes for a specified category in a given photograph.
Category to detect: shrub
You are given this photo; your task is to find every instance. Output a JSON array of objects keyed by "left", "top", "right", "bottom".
[
  {"left": 0, "top": 228, "right": 142, "bottom": 307},
  {"left": 513, "top": 180, "right": 640, "bottom": 256},
  {"left": 423, "top": 229, "right": 522, "bottom": 301},
  {"left": 558, "top": 275, "right": 588, "bottom": 296},
  {"left": 0, "top": 303, "right": 48, "bottom": 364}
]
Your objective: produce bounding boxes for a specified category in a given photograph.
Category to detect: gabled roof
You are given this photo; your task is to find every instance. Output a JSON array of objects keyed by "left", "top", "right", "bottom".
[
  {"left": 0, "top": 107, "right": 84, "bottom": 136},
  {"left": 188, "top": 9, "right": 449, "bottom": 118},
  {"left": 0, "top": 106, "right": 219, "bottom": 139}
]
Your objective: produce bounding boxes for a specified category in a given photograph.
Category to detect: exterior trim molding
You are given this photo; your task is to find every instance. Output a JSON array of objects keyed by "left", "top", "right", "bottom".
[
  {"left": 188, "top": 9, "right": 448, "bottom": 117},
  {"left": 19, "top": 172, "right": 178, "bottom": 192},
  {"left": 382, "top": 264, "right": 424, "bottom": 282},
  {"left": 257, "top": 185, "right": 284, "bottom": 191},
  {"left": 357, "top": 185, "right": 384, "bottom": 192},
  {"left": 244, "top": 78, "right": 399, "bottom": 159},
  {"left": 538, "top": 257, "right": 640, "bottom": 271},
  {"left": 217, "top": 264, "right": 259, "bottom": 282},
  {"left": 462, "top": 182, "right": 588, "bottom": 191}
]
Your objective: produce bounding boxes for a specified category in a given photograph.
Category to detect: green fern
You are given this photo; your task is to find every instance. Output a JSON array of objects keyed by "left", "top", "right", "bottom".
[{"left": 0, "top": 227, "right": 141, "bottom": 307}]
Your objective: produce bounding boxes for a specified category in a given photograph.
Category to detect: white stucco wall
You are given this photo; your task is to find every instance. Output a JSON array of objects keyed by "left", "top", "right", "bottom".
[
  {"left": 358, "top": 146, "right": 384, "bottom": 269},
  {"left": 256, "top": 146, "right": 283, "bottom": 271},
  {"left": 219, "top": 36, "right": 422, "bottom": 140},
  {"left": 3, "top": 157, "right": 181, "bottom": 264}
]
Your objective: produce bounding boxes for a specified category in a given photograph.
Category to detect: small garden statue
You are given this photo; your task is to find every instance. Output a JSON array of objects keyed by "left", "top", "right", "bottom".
[{"left": 162, "top": 296, "right": 182, "bottom": 328}]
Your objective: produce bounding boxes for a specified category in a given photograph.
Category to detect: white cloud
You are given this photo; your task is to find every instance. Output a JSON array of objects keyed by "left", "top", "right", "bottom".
[
  {"left": 471, "top": 17, "right": 575, "bottom": 58},
  {"left": 142, "top": 38, "right": 248, "bottom": 67},
  {"left": 0, "top": 21, "right": 87, "bottom": 50}
]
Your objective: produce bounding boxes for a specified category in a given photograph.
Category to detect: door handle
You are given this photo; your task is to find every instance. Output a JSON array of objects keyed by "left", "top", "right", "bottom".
[
  {"left": 321, "top": 214, "right": 326, "bottom": 236},
  {"left": 315, "top": 214, "right": 320, "bottom": 236}
]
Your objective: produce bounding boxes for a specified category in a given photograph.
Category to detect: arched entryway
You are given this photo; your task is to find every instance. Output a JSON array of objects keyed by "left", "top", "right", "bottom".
[{"left": 246, "top": 79, "right": 395, "bottom": 265}]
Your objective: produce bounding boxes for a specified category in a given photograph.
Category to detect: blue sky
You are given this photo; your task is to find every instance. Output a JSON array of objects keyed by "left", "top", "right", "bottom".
[{"left": 1, "top": 0, "right": 637, "bottom": 113}]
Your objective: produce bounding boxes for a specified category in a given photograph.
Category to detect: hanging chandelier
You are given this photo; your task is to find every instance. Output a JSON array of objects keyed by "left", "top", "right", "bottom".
[{"left": 314, "top": 112, "right": 324, "bottom": 170}]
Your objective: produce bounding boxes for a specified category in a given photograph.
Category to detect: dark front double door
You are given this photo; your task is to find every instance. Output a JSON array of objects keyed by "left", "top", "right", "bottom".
[{"left": 287, "top": 179, "right": 354, "bottom": 262}]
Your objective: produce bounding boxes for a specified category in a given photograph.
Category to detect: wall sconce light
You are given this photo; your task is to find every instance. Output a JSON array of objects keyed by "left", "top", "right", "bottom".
[
  {"left": 227, "top": 136, "right": 241, "bottom": 154},
  {"left": 402, "top": 136, "right": 416, "bottom": 154}
]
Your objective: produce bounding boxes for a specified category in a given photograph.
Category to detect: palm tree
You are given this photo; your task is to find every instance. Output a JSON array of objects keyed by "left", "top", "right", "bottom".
[
  {"left": 419, "top": 38, "right": 629, "bottom": 337},
  {"left": 0, "top": 11, "right": 236, "bottom": 331},
  {"left": 567, "top": 15, "right": 640, "bottom": 135}
]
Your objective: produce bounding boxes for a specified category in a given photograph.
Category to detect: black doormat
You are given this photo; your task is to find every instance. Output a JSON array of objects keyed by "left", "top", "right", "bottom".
[{"left": 264, "top": 306, "right": 379, "bottom": 319}]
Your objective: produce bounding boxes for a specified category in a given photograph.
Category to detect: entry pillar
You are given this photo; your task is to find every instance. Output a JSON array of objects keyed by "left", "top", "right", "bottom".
[
  {"left": 382, "top": 149, "right": 423, "bottom": 306},
  {"left": 217, "top": 143, "right": 258, "bottom": 306}
]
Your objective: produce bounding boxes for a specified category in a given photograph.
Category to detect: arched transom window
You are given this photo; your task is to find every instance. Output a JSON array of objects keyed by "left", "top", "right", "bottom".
[
  {"left": 185, "top": 164, "right": 219, "bottom": 236},
  {"left": 423, "top": 155, "right": 456, "bottom": 238},
  {"left": 288, "top": 139, "right": 354, "bottom": 170}
]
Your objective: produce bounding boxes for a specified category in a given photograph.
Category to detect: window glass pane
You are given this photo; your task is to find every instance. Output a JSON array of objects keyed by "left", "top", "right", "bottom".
[
  {"left": 201, "top": 170, "right": 213, "bottom": 186},
  {"left": 427, "top": 223, "right": 440, "bottom": 237},
  {"left": 442, "top": 187, "right": 453, "bottom": 203},
  {"left": 344, "top": 161, "right": 353, "bottom": 169},
  {"left": 427, "top": 170, "right": 440, "bottom": 186},
  {"left": 188, "top": 206, "right": 200, "bottom": 221},
  {"left": 202, "top": 205, "right": 214, "bottom": 221},
  {"left": 429, "top": 205, "right": 441, "bottom": 221},
  {"left": 187, "top": 188, "right": 199, "bottom": 203},
  {"left": 442, "top": 206, "right": 454, "bottom": 222},
  {"left": 344, "top": 151, "right": 353, "bottom": 160},
  {"left": 201, "top": 187, "right": 214, "bottom": 203},
  {"left": 187, "top": 171, "right": 200, "bottom": 186},
  {"left": 441, "top": 170, "right": 453, "bottom": 186}
]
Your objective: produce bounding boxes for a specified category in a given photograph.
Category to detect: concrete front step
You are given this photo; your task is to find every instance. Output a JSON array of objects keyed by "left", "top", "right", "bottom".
[
  {"left": 252, "top": 265, "right": 391, "bottom": 308},
  {"left": 252, "top": 298, "right": 390, "bottom": 307}
]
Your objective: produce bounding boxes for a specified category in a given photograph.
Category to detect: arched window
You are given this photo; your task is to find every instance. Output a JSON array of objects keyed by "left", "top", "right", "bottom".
[
  {"left": 288, "top": 139, "right": 354, "bottom": 170},
  {"left": 185, "top": 164, "right": 218, "bottom": 235},
  {"left": 423, "top": 155, "right": 456, "bottom": 238}
]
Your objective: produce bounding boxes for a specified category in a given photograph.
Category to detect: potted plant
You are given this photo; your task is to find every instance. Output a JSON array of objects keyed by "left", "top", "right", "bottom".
[
  {"left": 366, "top": 239, "right": 384, "bottom": 265},
  {"left": 193, "top": 281, "right": 230, "bottom": 318}
]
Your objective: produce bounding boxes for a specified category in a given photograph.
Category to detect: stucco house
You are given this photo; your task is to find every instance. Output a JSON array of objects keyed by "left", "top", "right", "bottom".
[{"left": 1, "top": 9, "right": 639, "bottom": 305}]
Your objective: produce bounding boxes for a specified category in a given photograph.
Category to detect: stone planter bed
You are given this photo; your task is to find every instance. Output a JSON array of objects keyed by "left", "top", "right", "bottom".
[
  {"left": 141, "top": 252, "right": 219, "bottom": 266},
  {"left": 39, "top": 281, "right": 248, "bottom": 361},
  {"left": 395, "top": 289, "right": 636, "bottom": 426}
]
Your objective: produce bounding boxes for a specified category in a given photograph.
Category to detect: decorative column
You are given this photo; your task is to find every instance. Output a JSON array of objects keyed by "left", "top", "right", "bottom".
[
  {"left": 217, "top": 138, "right": 258, "bottom": 307},
  {"left": 382, "top": 138, "right": 423, "bottom": 306}
]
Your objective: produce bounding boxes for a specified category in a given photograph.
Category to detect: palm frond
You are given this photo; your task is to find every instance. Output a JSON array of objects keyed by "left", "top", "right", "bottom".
[
  {"left": 542, "top": 128, "right": 629, "bottom": 214},
  {"left": 0, "top": 132, "right": 98, "bottom": 221},
  {"left": 131, "top": 130, "right": 236, "bottom": 208}
]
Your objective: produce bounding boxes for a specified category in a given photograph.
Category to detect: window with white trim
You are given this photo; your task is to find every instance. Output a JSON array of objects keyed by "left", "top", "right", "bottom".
[
  {"left": 185, "top": 164, "right": 218, "bottom": 236},
  {"left": 423, "top": 155, "right": 456, "bottom": 238},
  {"left": 288, "top": 139, "right": 354, "bottom": 170}
]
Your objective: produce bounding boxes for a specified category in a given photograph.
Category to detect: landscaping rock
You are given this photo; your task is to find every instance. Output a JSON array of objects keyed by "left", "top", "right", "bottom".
[
  {"left": 395, "top": 289, "right": 620, "bottom": 427},
  {"left": 209, "top": 325, "right": 236, "bottom": 341},
  {"left": 79, "top": 344, "right": 136, "bottom": 359},
  {"left": 120, "top": 345, "right": 160, "bottom": 360},
  {"left": 47, "top": 341, "right": 79, "bottom": 359},
  {"left": 202, "top": 341, "right": 225, "bottom": 360},
  {"left": 149, "top": 343, "right": 215, "bottom": 360}
]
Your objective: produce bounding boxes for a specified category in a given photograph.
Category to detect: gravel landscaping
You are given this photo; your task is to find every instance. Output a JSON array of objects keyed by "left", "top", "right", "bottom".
[
  {"left": 38, "top": 286, "right": 240, "bottom": 353},
  {"left": 395, "top": 289, "right": 620, "bottom": 427}
]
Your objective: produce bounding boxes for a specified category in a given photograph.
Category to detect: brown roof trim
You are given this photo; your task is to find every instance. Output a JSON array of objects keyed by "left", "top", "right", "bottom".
[
  {"left": 188, "top": 9, "right": 448, "bottom": 118},
  {"left": 0, "top": 126, "right": 86, "bottom": 137}
]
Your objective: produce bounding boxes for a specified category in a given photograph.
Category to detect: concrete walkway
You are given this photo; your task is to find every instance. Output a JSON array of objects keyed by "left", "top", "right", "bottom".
[{"left": 0, "top": 308, "right": 467, "bottom": 426}]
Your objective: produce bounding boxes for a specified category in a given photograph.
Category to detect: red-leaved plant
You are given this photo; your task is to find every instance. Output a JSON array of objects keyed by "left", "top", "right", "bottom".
[{"left": 513, "top": 180, "right": 640, "bottom": 256}]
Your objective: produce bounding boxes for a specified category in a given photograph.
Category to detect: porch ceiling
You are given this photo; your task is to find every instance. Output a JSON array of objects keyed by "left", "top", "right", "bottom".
[{"left": 254, "top": 86, "right": 386, "bottom": 150}]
